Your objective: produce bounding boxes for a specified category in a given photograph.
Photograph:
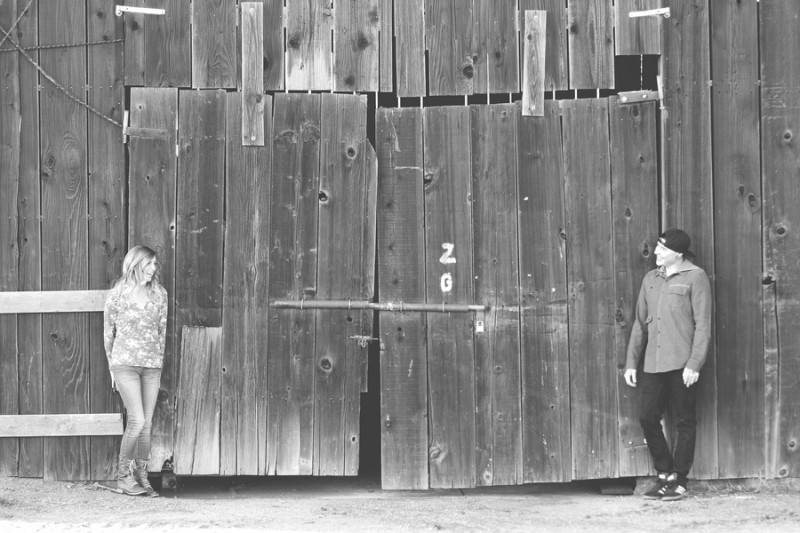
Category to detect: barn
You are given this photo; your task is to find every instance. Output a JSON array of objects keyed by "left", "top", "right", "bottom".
[{"left": 0, "top": 0, "right": 797, "bottom": 491}]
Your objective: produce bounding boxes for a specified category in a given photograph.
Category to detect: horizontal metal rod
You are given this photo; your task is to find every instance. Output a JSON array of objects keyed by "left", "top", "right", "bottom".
[{"left": 270, "top": 299, "right": 488, "bottom": 313}]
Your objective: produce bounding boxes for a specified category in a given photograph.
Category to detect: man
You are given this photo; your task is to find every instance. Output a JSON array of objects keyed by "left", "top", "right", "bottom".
[{"left": 624, "top": 228, "right": 712, "bottom": 501}]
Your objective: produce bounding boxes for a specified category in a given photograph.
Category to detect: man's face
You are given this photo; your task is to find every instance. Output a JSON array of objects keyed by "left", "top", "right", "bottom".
[{"left": 655, "top": 240, "right": 682, "bottom": 268}]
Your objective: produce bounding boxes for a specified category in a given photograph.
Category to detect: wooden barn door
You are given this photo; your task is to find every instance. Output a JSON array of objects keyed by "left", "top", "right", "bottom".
[
  {"left": 376, "top": 98, "right": 659, "bottom": 489},
  {"left": 129, "top": 90, "right": 375, "bottom": 476}
]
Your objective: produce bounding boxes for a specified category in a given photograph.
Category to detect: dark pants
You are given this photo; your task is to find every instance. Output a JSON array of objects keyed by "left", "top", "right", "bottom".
[{"left": 639, "top": 369, "right": 697, "bottom": 485}]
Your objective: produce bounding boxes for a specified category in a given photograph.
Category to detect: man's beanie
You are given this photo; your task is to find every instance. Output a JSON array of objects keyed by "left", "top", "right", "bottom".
[{"left": 659, "top": 228, "right": 692, "bottom": 255}]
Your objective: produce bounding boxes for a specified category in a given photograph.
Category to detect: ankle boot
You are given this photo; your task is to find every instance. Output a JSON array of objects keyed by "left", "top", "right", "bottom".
[
  {"left": 133, "top": 459, "right": 159, "bottom": 497},
  {"left": 117, "top": 458, "right": 146, "bottom": 496}
]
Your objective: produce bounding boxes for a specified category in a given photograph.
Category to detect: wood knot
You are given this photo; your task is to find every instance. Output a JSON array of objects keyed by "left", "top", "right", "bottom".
[
  {"left": 344, "top": 75, "right": 356, "bottom": 87},
  {"left": 318, "top": 190, "right": 329, "bottom": 203},
  {"left": 288, "top": 33, "right": 302, "bottom": 49},
  {"left": 775, "top": 224, "right": 787, "bottom": 236},
  {"left": 384, "top": 415, "right": 392, "bottom": 429},
  {"left": 346, "top": 146, "right": 357, "bottom": 159},
  {"left": 783, "top": 130, "right": 792, "bottom": 142},
  {"left": 356, "top": 31, "right": 371, "bottom": 50},
  {"left": 462, "top": 64, "right": 474, "bottom": 79},
  {"left": 319, "top": 357, "right": 333, "bottom": 372}
]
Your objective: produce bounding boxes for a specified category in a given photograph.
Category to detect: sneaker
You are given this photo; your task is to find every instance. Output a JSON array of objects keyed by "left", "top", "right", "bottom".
[
  {"left": 661, "top": 482, "right": 688, "bottom": 501},
  {"left": 643, "top": 472, "right": 671, "bottom": 499}
]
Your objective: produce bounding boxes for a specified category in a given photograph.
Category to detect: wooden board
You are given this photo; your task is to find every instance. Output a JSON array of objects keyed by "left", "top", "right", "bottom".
[
  {"left": 661, "top": 0, "right": 717, "bottom": 479},
  {"left": 128, "top": 87, "right": 178, "bottom": 473},
  {"left": 473, "top": 0, "right": 518, "bottom": 93},
  {"left": 561, "top": 98, "right": 617, "bottom": 480},
  {"left": 711, "top": 0, "right": 763, "bottom": 479},
  {"left": 286, "top": 0, "right": 333, "bottom": 91},
  {"left": 425, "top": 0, "right": 473, "bottom": 96},
  {"left": 518, "top": 100, "right": 571, "bottom": 483},
  {"left": 609, "top": 97, "right": 658, "bottom": 477},
  {"left": 0, "top": 291, "right": 107, "bottom": 313},
  {"left": 176, "top": 89, "right": 225, "bottom": 330},
  {"left": 567, "top": 0, "right": 614, "bottom": 89},
  {"left": 760, "top": 0, "right": 800, "bottom": 480},
  {"left": 394, "top": 0, "right": 424, "bottom": 97},
  {"left": 376, "top": 108, "right": 428, "bottom": 489},
  {"left": 86, "top": 0, "right": 125, "bottom": 480},
  {"left": 14, "top": 0, "right": 42, "bottom": 479},
  {"left": 615, "top": 0, "right": 662, "bottom": 55},
  {"left": 174, "top": 327, "right": 221, "bottom": 475},
  {"left": 360, "top": 142, "right": 378, "bottom": 393},
  {"left": 334, "top": 0, "right": 379, "bottom": 92},
  {"left": 242, "top": 2, "right": 265, "bottom": 146},
  {"left": 378, "top": 0, "right": 393, "bottom": 92},
  {"left": 0, "top": 414, "right": 122, "bottom": 437},
  {"left": 191, "top": 0, "right": 237, "bottom": 88},
  {"left": 123, "top": 0, "right": 145, "bottom": 85},
  {"left": 145, "top": 0, "right": 191, "bottom": 87},
  {"left": 314, "top": 94, "right": 367, "bottom": 475},
  {"left": 263, "top": 0, "right": 284, "bottom": 90},
  {"left": 471, "top": 104, "right": 521, "bottom": 486},
  {"left": 221, "top": 92, "right": 272, "bottom": 476},
  {"left": 0, "top": 0, "right": 22, "bottom": 477},
  {"left": 520, "top": 0, "right": 568, "bottom": 92},
  {"left": 423, "top": 106, "right": 476, "bottom": 488},
  {"left": 39, "top": 0, "right": 90, "bottom": 481},
  {"left": 266, "top": 93, "right": 320, "bottom": 476},
  {"left": 522, "top": 10, "right": 546, "bottom": 117}
]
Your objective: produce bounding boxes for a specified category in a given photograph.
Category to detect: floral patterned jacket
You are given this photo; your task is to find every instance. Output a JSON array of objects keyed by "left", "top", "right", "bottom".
[{"left": 103, "top": 282, "right": 168, "bottom": 368}]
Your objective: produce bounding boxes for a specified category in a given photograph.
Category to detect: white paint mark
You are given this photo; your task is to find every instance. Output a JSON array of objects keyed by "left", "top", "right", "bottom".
[
  {"left": 439, "top": 243, "right": 456, "bottom": 264},
  {"left": 408, "top": 359, "right": 414, "bottom": 377},
  {"left": 440, "top": 273, "right": 453, "bottom": 293}
]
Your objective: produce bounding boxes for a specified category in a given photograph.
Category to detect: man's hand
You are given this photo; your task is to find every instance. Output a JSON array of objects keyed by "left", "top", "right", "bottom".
[
  {"left": 682, "top": 367, "right": 699, "bottom": 387},
  {"left": 624, "top": 368, "right": 637, "bottom": 387}
]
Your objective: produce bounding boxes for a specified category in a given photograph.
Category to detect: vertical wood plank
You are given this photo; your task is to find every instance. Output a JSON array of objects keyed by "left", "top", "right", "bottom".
[
  {"left": 266, "top": 93, "right": 320, "bottom": 476},
  {"left": 191, "top": 0, "right": 237, "bottom": 88},
  {"left": 87, "top": 0, "right": 125, "bottom": 480},
  {"left": 145, "top": 0, "right": 192, "bottom": 87},
  {"left": 242, "top": 2, "right": 265, "bottom": 147},
  {"left": 394, "top": 0, "right": 424, "bottom": 97},
  {"left": 423, "top": 107, "right": 475, "bottom": 488},
  {"left": 222, "top": 92, "right": 272, "bottom": 475},
  {"left": 609, "top": 97, "right": 658, "bottom": 478},
  {"left": 711, "top": 0, "right": 762, "bottom": 479},
  {"left": 520, "top": 0, "right": 568, "bottom": 91},
  {"left": 425, "top": 0, "right": 473, "bottom": 96},
  {"left": 518, "top": 101, "right": 571, "bottom": 483},
  {"left": 263, "top": 0, "right": 284, "bottom": 90},
  {"left": 378, "top": 0, "right": 393, "bottom": 92},
  {"left": 14, "top": 1, "right": 42, "bottom": 478},
  {"left": 176, "top": 89, "right": 226, "bottom": 331},
  {"left": 123, "top": 0, "right": 145, "bottom": 85},
  {"left": 473, "top": 0, "right": 518, "bottom": 93},
  {"left": 661, "top": 0, "right": 717, "bottom": 479},
  {"left": 561, "top": 98, "right": 617, "bottom": 480},
  {"left": 39, "top": 0, "right": 90, "bottom": 481},
  {"left": 760, "top": 0, "right": 800, "bottom": 480},
  {"left": 334, "top": 0, "right": 379, "bottom": 92},
  {"left": 0, "top": 0, "right": 21, "bottom": 477},
  {"left": 522, "top": 10, "right": 546, "bottom": 117},
  {"left": 376, "top": 108, "right": 428, "bottom": 489},
  {"left": 615, "top": 0, "right": 662, "bottom": 55},
  {"left": 314, "top": 94, "right": 367, "bottom": 475},
  {"left": 128, "top": 87, "right": 179, "bottom": 471},
  {"left": 471, "top": 104, "right": 522, "bottom": 486},
  {"left": 286, "top": 0, "right": 333, "bottom": 91},
  {"left": 567, "top": 0, "right": 614, "bottom": 89},
  {"left": 360, "top": 141, "right": 378, "bottom": 393},
  {"left": 174, "top": 327, "right": 221, "bottom": 475}
]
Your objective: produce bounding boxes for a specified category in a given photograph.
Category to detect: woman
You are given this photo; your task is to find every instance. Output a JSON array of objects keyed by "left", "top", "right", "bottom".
[{"left": 104, "top": 245, "right": 168, "bottom": 497}]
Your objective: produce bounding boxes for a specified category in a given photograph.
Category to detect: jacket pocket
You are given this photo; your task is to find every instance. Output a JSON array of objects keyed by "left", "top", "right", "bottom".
[{"left": 665, "top": 284, "right": 690, "bottom": 311}]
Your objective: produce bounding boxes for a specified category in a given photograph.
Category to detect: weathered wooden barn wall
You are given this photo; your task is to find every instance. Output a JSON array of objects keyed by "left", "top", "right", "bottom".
[{"left": 1, "top": 0, "right": 800, "bottom": 489}]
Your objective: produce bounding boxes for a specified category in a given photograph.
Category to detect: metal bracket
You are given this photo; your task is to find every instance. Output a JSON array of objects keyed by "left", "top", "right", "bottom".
[
  {"left": 629, "top": 7, "right": 670, "bottom": 19},
  {"left": 115, "top": 5, "right": 166, "bottom": 17}
]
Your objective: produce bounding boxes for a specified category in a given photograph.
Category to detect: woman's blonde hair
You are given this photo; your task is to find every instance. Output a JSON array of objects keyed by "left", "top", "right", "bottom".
[{"left": 114, "top": 245, "right": 159, "bottom": 289}]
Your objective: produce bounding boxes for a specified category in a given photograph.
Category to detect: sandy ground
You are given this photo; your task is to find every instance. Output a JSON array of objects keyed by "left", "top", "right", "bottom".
[{"left": 0, "top": 476, "right": 799, "bottom": 533}]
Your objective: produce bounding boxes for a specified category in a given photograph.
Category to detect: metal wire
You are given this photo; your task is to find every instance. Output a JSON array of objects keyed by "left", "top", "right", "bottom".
[
  {"left": 0, "top": 22, "right": 123, "bottom": 129},
  {"left": 0, "top": 38, "right": 124, "bottom": 53},
  {"left": 0, "top": 0, "right": 34, "bottom": 50}
]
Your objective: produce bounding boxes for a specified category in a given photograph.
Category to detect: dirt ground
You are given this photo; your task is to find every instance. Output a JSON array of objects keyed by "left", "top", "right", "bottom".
[{"left": 0, "top": 475, "right": 798, "bottom": 532}]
